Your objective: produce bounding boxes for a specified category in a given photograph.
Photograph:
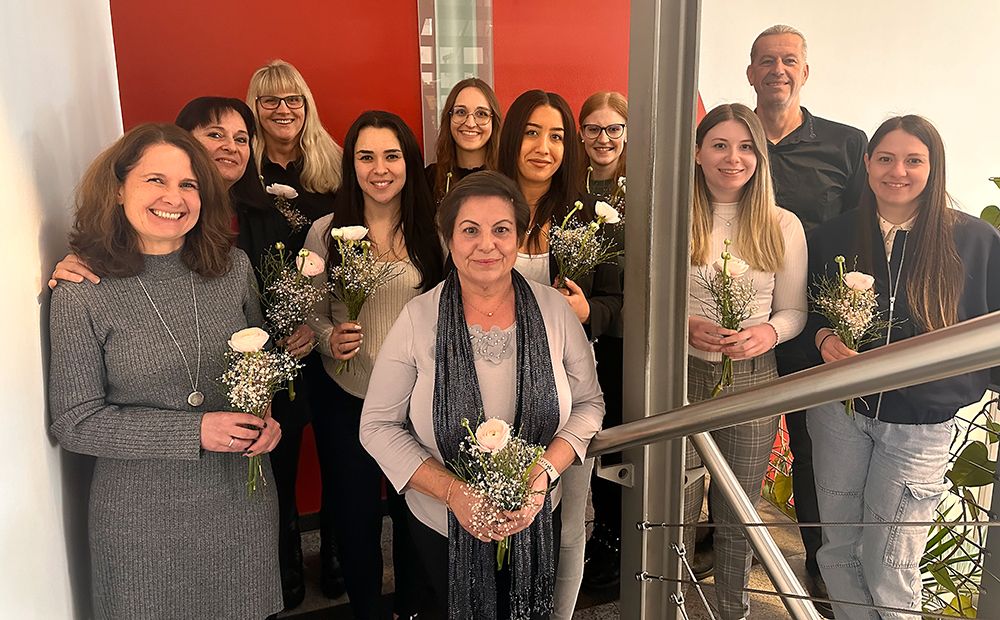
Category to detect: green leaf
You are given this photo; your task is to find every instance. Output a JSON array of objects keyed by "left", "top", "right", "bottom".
[
  {"left": 946, "top": 440, "right": 996, "bottom": 487},
  {"left": 940, "top": 593, "right": 977, "bottom": 617},
  {"left": 987, "top": 420, "right": 1000, "bottom": 444},
  {"left": 982, "top": 204, "right": 1000, "bottom": 229},
  {"left": 991, "top": 176, "right": 1000, "bottom": 190},
  {"left": 930, "top": 565, "right": 960, "bottom": 598},
  {"left": 773, "top": 471, "right": 793, "bottom": 507}
]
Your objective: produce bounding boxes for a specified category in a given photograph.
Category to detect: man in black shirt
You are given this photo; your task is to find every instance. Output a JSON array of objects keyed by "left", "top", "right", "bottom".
[{"left": 750, "top": 24, "right": 867, "bottom": 618}]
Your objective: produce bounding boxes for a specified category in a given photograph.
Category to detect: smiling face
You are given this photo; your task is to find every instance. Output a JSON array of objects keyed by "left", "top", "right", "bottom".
[
  {"left": 191, "top": 109, "right": 249, "bottom": 187},
  {"left": 581, "top": 106, "right": 627, "bottom": 173},
  {"left": 695, "top": 119, "right": 758, "bottom": 203},
  {"left": 516, "top": 105, "right": 565, "bottom": 187},
  {"left": 256, "top": 92, "right": 305, "bottom": 149},
  {"left": 449, "top": 195, "right": 518, "bottom": 291},
  {"left": 747, "top": 33, "right": 809, "bottom": 110},
  {"left": 354, "top": 126, "right": 406, "bottom": 208},
  {"left": 118, "top": 143, "right": 202, "bottom": 254},
  {"left": 449, "top": 86, "right": 493, "bottom": 155},
  {"left": 864, "top": 128, "right": 931, "bottom": 218}
]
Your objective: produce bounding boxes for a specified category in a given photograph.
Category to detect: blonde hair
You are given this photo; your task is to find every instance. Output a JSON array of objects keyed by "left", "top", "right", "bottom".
[
  {"left": 246, "top": 59, "right": 343, "bottom": 194},
  {"left": 691, "top": 103, "right": 784, "bottom": 272}
]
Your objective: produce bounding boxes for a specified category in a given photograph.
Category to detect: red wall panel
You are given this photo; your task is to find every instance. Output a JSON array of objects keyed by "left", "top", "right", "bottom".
[
  {"left": 109, "top": 0, "right": 423, "bottom": 145},
  {"left": 492, "top": 0, "right": 631, "bottom": 116}
]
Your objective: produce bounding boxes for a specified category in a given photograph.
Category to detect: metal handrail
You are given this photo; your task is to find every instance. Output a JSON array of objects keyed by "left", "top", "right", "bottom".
[{"left": 589, "top": 310, "right": 1000, "bottom": 457}]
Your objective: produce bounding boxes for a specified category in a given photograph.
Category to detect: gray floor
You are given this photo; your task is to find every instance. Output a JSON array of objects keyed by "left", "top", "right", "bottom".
[{"left": 280, "top": 497, "right": 809, "bottom": 619}]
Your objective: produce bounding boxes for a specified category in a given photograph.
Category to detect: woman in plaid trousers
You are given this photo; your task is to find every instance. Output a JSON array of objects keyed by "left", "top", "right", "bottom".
[{"left": 684, "top": 103, "right": 808, "bottom": 620}]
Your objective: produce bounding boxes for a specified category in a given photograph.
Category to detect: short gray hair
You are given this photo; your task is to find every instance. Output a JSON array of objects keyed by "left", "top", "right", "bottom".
[{"left": 750, "top": 24, "right": 807, "bottom": 61}]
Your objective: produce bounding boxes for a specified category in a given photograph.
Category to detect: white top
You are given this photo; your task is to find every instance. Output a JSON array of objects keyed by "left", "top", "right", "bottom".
[
  {"left": 359, "top": 279, "right": 606, "bottom": 536},
  {"left": 688, "top": 201, "right": 808, "bottom": 362},
  {"left": 515, "top": 251, "right": 551, "bottom": 286},
  {"left": 305, "top": 213, "right": 424, "bottom": 398}
]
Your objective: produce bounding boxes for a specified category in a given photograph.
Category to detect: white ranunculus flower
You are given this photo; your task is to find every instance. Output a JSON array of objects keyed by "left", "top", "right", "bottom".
[
  {"left": 595, "top": 201, "right": 621, "bottom": 224},
  {"left": 712, "top": 255, "right": 750, "bottom": 278},
  {"left": 295, "top": 250, "right": 326, "bottom": 277},
  {"left": 265, "top": 183, "right": 299, "bottom": 200},
  {"left": 228, "top": 327, "right": 270, "bottom": 353},
  {"left": 843, "top": 271, "right": 875, "bottom": 291},
  {"left": 331, "top": 226, "right": 369, "bottom": 241},
  {"left": 475, "top": 418, "right": 512, "bottom": 453}
]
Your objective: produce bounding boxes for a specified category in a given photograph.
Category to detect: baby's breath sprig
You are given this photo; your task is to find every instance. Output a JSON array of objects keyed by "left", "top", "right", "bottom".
[{"left": 548, "top": 200, "right": 623, "bottom": 287}]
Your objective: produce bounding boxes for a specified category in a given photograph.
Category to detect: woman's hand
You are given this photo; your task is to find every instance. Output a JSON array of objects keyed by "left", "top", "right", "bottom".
[
  {"left": 818, "top": 331, "right": 857, "bottom": 363},
  {"left": 499, "top": 466, "right": 550, "bottom": 536},
  {"left": 449, "top": 481, "right": 508, "bottom": 543},
  {"left": 200, "top": 411, "right": 266, "bottom": 453},
  {"left": 720, "top": 323, "right": 778, "bottom": 360},
  {"left": 245, "top": 405, "right": 281, "bottom": 457},
  {"left": 282, "top": 324, "right": 316, "bottom": 359},
  {"left": 48, "top": 253, "right": 100, "bottom": 289},
  {"left": 329, "top": 322, "right": 363, "bottom": 361},
  {"left": 688, "top": 315, "right": 738, "bottom": 353},
  {"left": 555, "top": 278, "right": 591, "bottom": 324}
]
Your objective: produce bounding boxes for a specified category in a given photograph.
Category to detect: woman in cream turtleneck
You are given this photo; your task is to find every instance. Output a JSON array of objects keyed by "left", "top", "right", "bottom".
[{"left": 685, "top": 103, "right": 807, "bottom": 620}]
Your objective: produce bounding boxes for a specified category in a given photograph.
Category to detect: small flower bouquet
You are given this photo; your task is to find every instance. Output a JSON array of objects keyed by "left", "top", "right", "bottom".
[
  {"left": 258, "top": 242, "right": 327, "bottom": 399},
  {"left": 451, "top": 418, "right": 546, "bottom": 569},
  {"left": 811, "top": 255, "right": 890, "bottom": 416},
  {"left": 219, "top": 327, "right": 303, "bottom": 496},
  {"left": 326, "top": 226, "right": 402, "bottom": 374},
  {"left": 548, "top": 200, "right": 623, "bottom": 287},
  {"left": 265, "top": 183, "right": 311, "bottom": 232},
  {"left": 694, "top": 240, "right": 757, "bottom": 397}
]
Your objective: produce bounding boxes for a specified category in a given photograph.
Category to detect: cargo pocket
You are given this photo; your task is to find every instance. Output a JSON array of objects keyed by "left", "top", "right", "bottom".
[{"left": 883, "top": 480, "right": 951, "bottom": 569}]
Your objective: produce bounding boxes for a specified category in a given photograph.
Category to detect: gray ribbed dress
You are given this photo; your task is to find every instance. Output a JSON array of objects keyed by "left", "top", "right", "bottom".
[{"left": 48, "top": 250, "right": 282, "bottom": 619}]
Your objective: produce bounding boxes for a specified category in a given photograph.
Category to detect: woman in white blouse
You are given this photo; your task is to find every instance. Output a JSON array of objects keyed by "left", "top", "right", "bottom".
[
  {"left": 686, "top": 103, "right": 807, "bottom": 620},
  {"left": 360, "top": 171, "right": 605, "bottom": 619}
]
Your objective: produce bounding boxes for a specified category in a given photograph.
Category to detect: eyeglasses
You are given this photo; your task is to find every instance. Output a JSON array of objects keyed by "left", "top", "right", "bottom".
[
  {"left": 449, "top": 107, "right": 493, "bottom": 126},
  {"left": 581, "top": 123, "right": 626, "bottom": 140},
  {"left": 256, "top": 95, "right": 306, "bottom": 110}
]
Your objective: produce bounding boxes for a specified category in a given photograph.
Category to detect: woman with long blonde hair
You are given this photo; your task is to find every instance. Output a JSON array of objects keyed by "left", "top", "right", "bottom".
[{"left": 686, "top": 103, "right": 807, "bottom": 620}]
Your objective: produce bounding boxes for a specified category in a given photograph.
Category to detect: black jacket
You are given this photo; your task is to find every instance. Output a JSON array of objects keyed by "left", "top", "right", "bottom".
[{"left": 806, "top": 209, "right": 1000, "bottom": 424}]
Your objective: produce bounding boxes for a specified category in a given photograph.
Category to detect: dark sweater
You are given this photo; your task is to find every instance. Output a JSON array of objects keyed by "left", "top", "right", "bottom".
[{"left": 806, "top": 209, "right": 1000, "bottom": 424}]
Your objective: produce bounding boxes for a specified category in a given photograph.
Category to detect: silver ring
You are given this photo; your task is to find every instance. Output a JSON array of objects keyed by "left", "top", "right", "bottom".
[{"left": 227, "top": 437, "right": 235, "bottom": 448}]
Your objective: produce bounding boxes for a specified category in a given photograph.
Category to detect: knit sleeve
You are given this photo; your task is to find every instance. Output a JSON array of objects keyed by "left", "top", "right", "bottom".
[
  {"left": 47, "top": 286, "right": 202, "bottom": 460},
  {"left": 359, "top": 303, "right": 434, "bottom": 492},
  {"left": 552, "top": 298, "right": 606, "bottom": 462},
  {"left": 768, "top": 209, "right": 808, "bottom": 343}
]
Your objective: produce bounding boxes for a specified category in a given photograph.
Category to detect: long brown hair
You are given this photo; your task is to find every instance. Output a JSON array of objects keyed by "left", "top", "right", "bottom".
[
  {"left": 433, "top": 78, "right": 503, "bottom": 202},
  {"left": 857, "top": 115, "right": 961, "bottom": 331},
  {"left": 691, "top": 103, "right": 784, "bottom": 271},
  {"left": 579, "top": 91, "right": 628, "bottom": 189},
  {"left": 498, "top": 90, "right": 583, "bottom": 251},
  {"left": 70, "top": 123, "right": 234, "bottom": 278}
]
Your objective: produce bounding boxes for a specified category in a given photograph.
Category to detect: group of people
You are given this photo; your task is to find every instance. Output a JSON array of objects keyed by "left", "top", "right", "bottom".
[{"left": 45, "top": 22, "right": 999, "bottom": 620}]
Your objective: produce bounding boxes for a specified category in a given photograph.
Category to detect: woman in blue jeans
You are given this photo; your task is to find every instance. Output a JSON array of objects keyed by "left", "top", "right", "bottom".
[{"left": 806, "top": 115, "right": 1000, "bottom": 619}]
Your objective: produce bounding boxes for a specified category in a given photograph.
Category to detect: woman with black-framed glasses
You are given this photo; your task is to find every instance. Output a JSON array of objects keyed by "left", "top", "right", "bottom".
[
  {"left": 579, "top": 92, "right": 627, "bottom": 209},
  {"left": 425, "top": 78, "right": 503, "bottom": 204}
]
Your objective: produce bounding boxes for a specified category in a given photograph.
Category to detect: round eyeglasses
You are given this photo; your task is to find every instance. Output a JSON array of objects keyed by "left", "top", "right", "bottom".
[
  {"left": 581, "top": 123, "right": 626, "bottom": 140},
  {"left": 256, "top": 95, "right": 306, "bottom": 110},
  {"left": 450, "top": 107, "right": 493, "bottom": 126}
]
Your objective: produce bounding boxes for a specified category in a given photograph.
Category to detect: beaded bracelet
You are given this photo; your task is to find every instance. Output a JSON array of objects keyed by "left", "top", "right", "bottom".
[{"left": 763, "top": 322, "right": 779, "bottom": 350}]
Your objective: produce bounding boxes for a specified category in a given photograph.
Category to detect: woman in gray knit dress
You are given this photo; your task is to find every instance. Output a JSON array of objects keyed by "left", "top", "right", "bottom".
[{"left": 48, "top": 124, "right": 283, "bottom": 619}]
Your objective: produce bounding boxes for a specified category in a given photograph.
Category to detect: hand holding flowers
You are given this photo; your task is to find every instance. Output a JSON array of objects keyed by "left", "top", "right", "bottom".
[{"left": 549, "top": 200, "right": 623, "bottom": 288}]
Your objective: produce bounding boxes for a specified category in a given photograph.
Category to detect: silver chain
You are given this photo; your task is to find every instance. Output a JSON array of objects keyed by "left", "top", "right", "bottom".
[{"left": 135, "top": 272, "right": 202, "bottom": 401}]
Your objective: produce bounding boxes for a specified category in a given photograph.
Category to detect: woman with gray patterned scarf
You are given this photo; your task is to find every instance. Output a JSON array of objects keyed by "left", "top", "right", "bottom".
[{"left": 360, "top": 171, "right": 605, "bottom": 619}]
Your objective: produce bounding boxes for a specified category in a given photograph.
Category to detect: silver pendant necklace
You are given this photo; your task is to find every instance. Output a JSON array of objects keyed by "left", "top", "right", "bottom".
[
  {"left": 714, "top": 211, "right": 737, "bottom": 227},
  {"left": 136, "top": 272, "right": 204, "bottom": 407}
]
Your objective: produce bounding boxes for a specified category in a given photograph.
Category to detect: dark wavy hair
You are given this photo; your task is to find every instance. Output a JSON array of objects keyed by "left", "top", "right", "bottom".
[
  {"left": 70, "top": 123, "right": 234, "bottom": 278},
  {"left": 437, "top": 171, "right": 531, "bottom": 246},
  {"left": 498, "top": 90, "right": 583, "bottom": 250},
  {"left": 432, "top": 78, "right": 503, "bottom": 202},
  {"left": 856, "top": 115, "right": 961, "bottom": 331},
  {"left": 175, "top": 96, "right": 268, "bottom": 211},
  {"left": 327, "top": 111, "right": 444, "bottom": 292}
]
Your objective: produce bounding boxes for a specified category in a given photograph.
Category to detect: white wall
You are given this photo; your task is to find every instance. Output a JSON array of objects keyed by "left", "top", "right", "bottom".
[
  {"left": 0, "top": 1, "right": 122, "bottom": 617},
  {"left": 698, "top": 1, "right": 1000, "bottom": 215}
]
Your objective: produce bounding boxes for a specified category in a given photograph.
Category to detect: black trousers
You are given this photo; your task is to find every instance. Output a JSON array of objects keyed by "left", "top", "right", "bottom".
[
  {"left": 775, "top": 345, "right": 823, "bottom": 575},
  {"left": 590, "top": 336, "right": 624, "bottom": 542},
  {"left": 408, "top": 505, "right": 563, "bottom": 620},
  {"left": 310, "top": 369, "right": 427, "bottom": 619}
]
